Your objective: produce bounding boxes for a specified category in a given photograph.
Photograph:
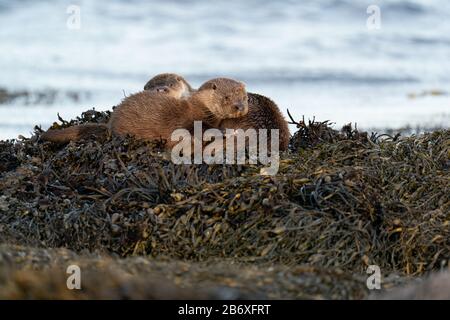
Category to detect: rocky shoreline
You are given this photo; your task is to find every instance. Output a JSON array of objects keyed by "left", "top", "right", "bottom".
[{"left": 0, "top": 87, "right": 91, "bottom": 106}]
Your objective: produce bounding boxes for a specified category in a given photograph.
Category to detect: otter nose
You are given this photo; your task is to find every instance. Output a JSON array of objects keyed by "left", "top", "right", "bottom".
[
  {"left": 156, "top": 86, "right": 170, "bottom": 93},
  {"left": 234, "top": 102, "right": 245, "bottom": 112}
]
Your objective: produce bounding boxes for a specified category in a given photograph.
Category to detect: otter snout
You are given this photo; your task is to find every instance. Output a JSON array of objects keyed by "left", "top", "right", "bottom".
[
  {"left": 234, "top": 102, "right": 246, "bottom": 112},
  {"left": 156, "top": 86, "right": 170, "bottom": 93},
  {"left": 233, "top": 101, "right": 248, "bottom": 117}
]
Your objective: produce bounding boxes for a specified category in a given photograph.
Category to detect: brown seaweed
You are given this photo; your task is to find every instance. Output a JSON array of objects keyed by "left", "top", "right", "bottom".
[{"left": 0, "top": 109, "right": 449, "bottom": 299}]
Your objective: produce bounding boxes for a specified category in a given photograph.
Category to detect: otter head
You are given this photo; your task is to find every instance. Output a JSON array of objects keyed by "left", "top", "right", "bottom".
[
  {"left": 197, "top": 78, "right": 248, "bottom": 120},
  {"left": 143, "top": 73, "right": 193, "bottom": 99}
]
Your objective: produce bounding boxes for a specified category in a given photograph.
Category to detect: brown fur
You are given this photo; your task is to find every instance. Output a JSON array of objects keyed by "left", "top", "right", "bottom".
[
  {"left": 41, "top": 78, "right": 248, "bottom": 148},
  {"left": 40, "top": 123, "right": 109, "bottom": 144},
  {"left": 111, "top": 78, "right": 248, "bottom": 148},
  {"left": 144, "top": 78, "right": 290, "bottom": 151},
  {"left": 220, "top": 93, "right": 290, "bottom": 151},
  {"left": 143, "top": 73, "right": 194, "bottom": 99}
]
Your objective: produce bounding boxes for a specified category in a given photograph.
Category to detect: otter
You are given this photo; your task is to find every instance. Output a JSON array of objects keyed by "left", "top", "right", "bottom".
[
  {"left": 143, "top": 77, "right": 290, "bottom": 151},
  {"left": 40, "top": 78, "right": 248, "bottom": 149},
  {"left": 143, "top": 73, "right": 194, "bottom": 99},
  {"left": 219, "top": 94, "right": 290, "bottom": 151},
  {"left": 111, "top": 78, "right": 248, "bottom": 149}
]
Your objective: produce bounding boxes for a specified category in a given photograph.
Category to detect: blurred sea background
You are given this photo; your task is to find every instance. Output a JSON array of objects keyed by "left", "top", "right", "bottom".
[{"left": 0, "top": 0, "right": 449, "bottom": 140}]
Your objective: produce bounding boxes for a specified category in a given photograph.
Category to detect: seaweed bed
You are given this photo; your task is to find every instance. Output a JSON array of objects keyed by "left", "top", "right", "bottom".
[{"left": 0, "top": 109, "right": 449, "bottom": 299}]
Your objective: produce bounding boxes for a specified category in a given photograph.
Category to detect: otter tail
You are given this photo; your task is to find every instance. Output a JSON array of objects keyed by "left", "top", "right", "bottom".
[{"left": 40, "top": 123, "right": 108, "bottom": 143}]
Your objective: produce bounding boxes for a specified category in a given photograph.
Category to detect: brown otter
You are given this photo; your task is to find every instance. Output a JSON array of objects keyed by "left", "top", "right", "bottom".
[
  {"left": 40, "top": 78, "right": 248, "bottom": 149},
  {"left": 111, "top": 78, "right": 248, "bottom": 149},
  {"left": 219, "top": 94, "right": 290, "bottom": 151},
  {"left": 143, "top": 73, "right": 194, "bottom": 99},
  {"left": 144, "top": 78, "right": 290, "bottom": 151}
]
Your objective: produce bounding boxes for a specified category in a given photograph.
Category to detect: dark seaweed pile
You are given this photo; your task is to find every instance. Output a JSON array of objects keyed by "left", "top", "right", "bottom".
[
  {"left": 0, "top": 109, "right": 449, "bottom": 299},
  {"left": 0, "top": 244, "right": 376, "bottom": 299}
]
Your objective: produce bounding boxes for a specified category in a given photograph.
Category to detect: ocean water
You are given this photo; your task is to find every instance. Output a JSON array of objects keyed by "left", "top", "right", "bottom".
[{"left": 0, "top": 0, "right": 449, "bottom": 140}]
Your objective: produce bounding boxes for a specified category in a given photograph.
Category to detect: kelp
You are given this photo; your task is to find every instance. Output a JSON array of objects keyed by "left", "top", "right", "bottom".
[
  {"left": 0, "top": 244, "right": 374, "bottom": 299},
  {"left": 0, "top": 109, "right": 449, "bottom": 298}
]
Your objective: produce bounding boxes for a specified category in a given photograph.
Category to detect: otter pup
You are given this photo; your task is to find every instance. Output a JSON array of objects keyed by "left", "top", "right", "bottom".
[
  {"left": 143, "top": 73, "right": 194, "bottom": 99},
  {"left": 143, "top": 77, "right": 290, "bottom": 151},
  {"left": 41, "top": 78, "right": 248, "bottom": 149}
]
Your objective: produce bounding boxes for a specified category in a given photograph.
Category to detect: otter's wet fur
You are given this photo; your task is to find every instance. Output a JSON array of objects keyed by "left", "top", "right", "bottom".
[
  {"left": 219, "top": 93, "right": 290, "bottom": 151},
  {"left": 144, "top": 76, "right": 290, "bottom": 151},
  {"left": 111, "top": 78, "right": 248, "bottom": 148},
  {"left": 41, "top": 78, "right": 248, "bottom": 148},
  {"left": 143, "top": 73, "right": 194, "bottom": 99}
]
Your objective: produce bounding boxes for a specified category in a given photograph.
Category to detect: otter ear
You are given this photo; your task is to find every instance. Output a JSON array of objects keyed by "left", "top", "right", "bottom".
[{"left": 176, "top": 76, "right": 182, "bottom": 81}]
